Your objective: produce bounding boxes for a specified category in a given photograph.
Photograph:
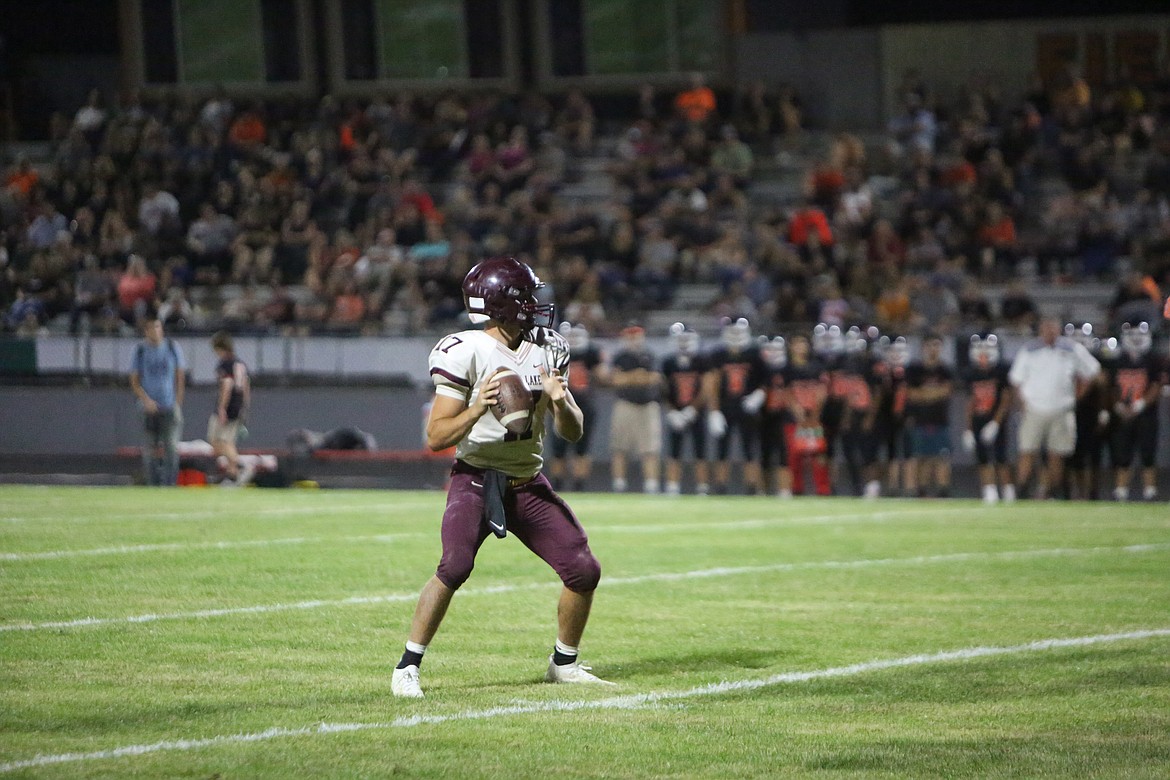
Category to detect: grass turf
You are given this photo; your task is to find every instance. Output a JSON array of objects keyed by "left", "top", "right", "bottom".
[{"left": 1, "top": 486, "right": 1168, "bottom": 778}]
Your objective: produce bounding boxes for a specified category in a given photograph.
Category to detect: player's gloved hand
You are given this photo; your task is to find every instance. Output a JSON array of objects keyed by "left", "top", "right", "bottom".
[
  {"left": 665, "top": 409, "right": 689, "bottom": 432},
  {"left": 1113, "top": 402, "right": 1130, "bottom": 419},
  {"left": 741, "top": 388, "right": 766, "bottom": 414},
  {"left": 1131, "top": 398, "right": 1146, "bottom": 415},
  {"left": 679, "top": 405, "right": 698, "bottom": 425},
  {"left": 979, "top": 419, "right": 999, "bottom": 446},
  {"left": 1097, "top": 409, "right": 1111, "bottom": 428},
  {"left": 707, "top": 410, "right": 728, "bottom": 437},
  {"left": 961, "top": 429, "right": 977, "bottom": 453}
]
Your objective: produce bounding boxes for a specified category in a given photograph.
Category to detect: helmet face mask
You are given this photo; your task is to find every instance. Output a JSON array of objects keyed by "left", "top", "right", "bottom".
[
  {"left": 812, "top": 323, "right": 844, "bottom": 358},
  {"left": 761, "top": 336, "right": 787, "bottom": 368},
  {"left": 463, "top": 256, "right": 555, "bottom": 330},
  {"left": 886, "top": 336, "right": 910, "bottom": 367},
  {"left": 1121, "top": 322, "right": 1152, "bottom": 357},
  {"left": 969, "top": 333, "right": 1000, "bottom": 366},
  {"left": 721, "top": 317, "right": 751, "bottom": 351},
  {"left": 670, "top": 322, "right": 700, "bottom": 356}
]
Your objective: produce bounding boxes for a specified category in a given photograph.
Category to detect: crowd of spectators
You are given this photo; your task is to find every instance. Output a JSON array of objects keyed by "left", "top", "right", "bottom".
[{"left": 3, "top": 63, "right": 1170, "bottom": 340}]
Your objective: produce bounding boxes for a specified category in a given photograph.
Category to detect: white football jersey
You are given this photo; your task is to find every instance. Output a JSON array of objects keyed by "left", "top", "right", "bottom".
[{"left": 429, "top": 327, "right": 571, "bottom": 477}]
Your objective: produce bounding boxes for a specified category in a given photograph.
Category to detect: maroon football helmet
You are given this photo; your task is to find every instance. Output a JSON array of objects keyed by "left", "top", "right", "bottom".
[{"left": 462, "top": 256, "right": 555, "bottom": 329}]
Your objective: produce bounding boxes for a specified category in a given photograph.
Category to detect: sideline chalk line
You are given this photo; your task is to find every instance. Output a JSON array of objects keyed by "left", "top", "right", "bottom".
[{"left": 1, "top": 627, "right": 1166, "bottom": 773}]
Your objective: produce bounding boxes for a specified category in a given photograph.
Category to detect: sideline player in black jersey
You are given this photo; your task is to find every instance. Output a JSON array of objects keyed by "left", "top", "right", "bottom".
[
  {"left": 905, "top": 334, "right": 955, "bottom": 497},
  {"left": 1107, "top": 322, "right": 1167, "bottom": 501},
  {"left": 662, "top": 323, "right": 710, "bottom": 495},
  {"left": 833, "top": 328, "right": 881, "bottom": 497},
  {"left": 961, "top": 334, "right": 1014, "bottom": 503},
  {"left": 753, "top": 336, "right": 793, "bottom": 497},
  {"left": 1064, "top": 324, "right": 1109, "bottom": 500},
  {"left": 549, "top": 323, "right": 606, "bottom": 491},
  {"left": 871, "top": 336, "right": 911, "bottom": 495},
  {"left": 703, "top": 318, "right": 763, "bottom": 494}
]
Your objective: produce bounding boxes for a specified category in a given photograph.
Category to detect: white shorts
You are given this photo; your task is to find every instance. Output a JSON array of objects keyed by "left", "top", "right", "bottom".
[
  {"left": 609, "top": 400, "right": 662, "bottom": 456},
  {"left": 1018, "top": 407, "right": 1076, "bottom": 456}
]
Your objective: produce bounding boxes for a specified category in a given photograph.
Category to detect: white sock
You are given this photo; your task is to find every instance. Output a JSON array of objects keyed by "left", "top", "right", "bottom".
[
  {"left": 1001, "top": 484, "right": 1016, "bottom": 502},
  {"left": 982, "top": 484, "right": 999, "bottom": 503},
  {"left": 778, "top": 488, "right": 793, "bottom": 499},
  {"left": 643, "top": 478, "right": 659, "bottom": 494},
  {"left": 665, "top": 481, "right": 681, "bottom": 495},
  {"left": 695, "top": 482, "right": 710, "bottom": 496},
  {"left": 612, "top": 477, "right": 627, "bottom": 492},
  {"left": 405, "top": 640, "right": 427, "bottom": 655},
  {"left": 1114, "top": 486, "right": 1129, "bottom": 501},
  {"left": 1143, "top": 485, "right": 1157, "bottom": 500}
]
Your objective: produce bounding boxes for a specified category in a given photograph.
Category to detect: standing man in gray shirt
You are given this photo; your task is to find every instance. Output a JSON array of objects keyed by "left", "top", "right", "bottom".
[
  {"left": 129, "top": 314, "right": 186, "bottom": 485},
  {"left": 608, "top": 324, "right": 664, "bottom": 493}
]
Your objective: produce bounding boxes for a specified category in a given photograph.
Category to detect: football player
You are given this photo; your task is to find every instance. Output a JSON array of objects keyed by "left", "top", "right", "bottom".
[
  {"left": 703, "top": 317, "right": 764, "bottom": 494},
  {"left": 962, "top": 334, "right": 1015, "bottom": 503},
  {"left": 813, "top": 323, "right": 847, "bottom": 493},
  {"left": 871, "top": 335, "right": 911, "bottom": 495},
  {"left": 905, "top": 334, "right": 955, "bottom": 497},
  {"left": 392, "top": 256, "right": 609, "bottom": 698},
  {"left": 833, "top": 327, "right": 882, "bottom": 497},
  {"left": 783, "top": 333, "right": 832, "bottom": 495},
  {"left": 1107, "top": 322, "right": 1167, "bottom": 501},
  {"left": 549, "top": 323, "right": 606, "bottom": 492},
  {"left": 753, "top": 335, "right": 794, "bottom": 497},
  {"left": 1064, "top": 324, "right": 1109, "bottom": 500},
  {"left": 662, "top": 322, "right": 710, "bottom": 496}
]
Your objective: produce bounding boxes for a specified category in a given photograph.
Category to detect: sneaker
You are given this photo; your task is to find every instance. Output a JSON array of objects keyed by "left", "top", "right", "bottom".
[
  {"left": 1001, "top": 484, "right": 1016, "bottom": 503},
  {"left": 695, "top": 482, "right": 710, "bottom": 496},
  {"left": 863, "top": 480, "right": 881, "bottom": 500},
  {"left": 982, "top": 484, "right": 999, "bottom": 504},
  {"left": 545, "top": 656, "right": 616, "bottom": 686},
  {"left": 612, "top": 477, "right": 627, "bottom": 493},
  {"left": 1142, "top": 485, "right": 1157, "bottom": 501},
  {"left": 664, "top": 481, "right": 681, "bottom": 496},
  {"left": 1113, "top": 486, "right": 1129, "bottom": 502},
  {"left": 391, "top": 665, "right": 424, "bottom": 698}
]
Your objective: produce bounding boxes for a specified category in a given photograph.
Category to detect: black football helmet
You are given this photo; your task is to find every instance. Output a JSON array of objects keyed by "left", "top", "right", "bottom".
[{"left": 463, "top": 256, "right": 555, "bottom": 329}]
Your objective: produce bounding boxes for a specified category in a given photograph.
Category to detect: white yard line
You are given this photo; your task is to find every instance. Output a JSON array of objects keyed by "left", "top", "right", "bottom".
[
  {"left": 3, "top": 542, "right": 1166, "bottom": 633},
  {"left": 0, "top": 507, "right": 972, "bottom": 560},
  {"left": 0, "top": 502, "right": 432, "bottom": 524},
  {"left": 0, "top": 534, "right": 425, "bottom": 562},
  {"left": 1, "top": 627, "right": 1166, "bottom": 774}
]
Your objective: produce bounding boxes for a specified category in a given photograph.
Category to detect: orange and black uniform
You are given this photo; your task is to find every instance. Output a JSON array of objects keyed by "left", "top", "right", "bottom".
[{"left": 662, "top": 351, "right": 709, "bottom": 460}]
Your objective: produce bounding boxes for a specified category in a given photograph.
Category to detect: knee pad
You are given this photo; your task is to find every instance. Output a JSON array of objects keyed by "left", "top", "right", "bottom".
[{"left": 561, "top": 549, "right": 601, "bottom": 594}]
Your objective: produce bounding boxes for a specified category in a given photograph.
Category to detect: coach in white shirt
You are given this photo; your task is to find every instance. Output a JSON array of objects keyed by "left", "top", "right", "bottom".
[{"left": 1008, "top": 317, "right": 1100, "bottom": 498}]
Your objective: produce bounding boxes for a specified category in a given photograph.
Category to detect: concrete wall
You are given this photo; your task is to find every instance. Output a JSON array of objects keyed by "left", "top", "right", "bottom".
[{"left": 734, "top": 14, "right": 1170, "bottom": 129}]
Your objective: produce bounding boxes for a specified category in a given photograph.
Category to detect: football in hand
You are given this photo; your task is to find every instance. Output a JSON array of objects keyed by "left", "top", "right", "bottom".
[{"left": 488, "top": 367, "right": 534, "bottom": 435}]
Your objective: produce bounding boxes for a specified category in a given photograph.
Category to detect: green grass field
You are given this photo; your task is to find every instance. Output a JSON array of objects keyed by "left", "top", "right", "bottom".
[{"left": 1, "top": 486, "right": 1168, "bottom": 778}]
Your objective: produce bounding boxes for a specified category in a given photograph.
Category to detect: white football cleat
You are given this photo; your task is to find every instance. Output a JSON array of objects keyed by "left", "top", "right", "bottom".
[
  {"left": 391, "top": 665, "right": 424, "bottom": 698},
  {"left": 545, "top": 656, "right": 616, "bottom": 686}
]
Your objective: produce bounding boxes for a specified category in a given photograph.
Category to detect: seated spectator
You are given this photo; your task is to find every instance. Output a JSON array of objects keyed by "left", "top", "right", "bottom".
[
  {"left": 222, "top": 285, "right": 261, "bottom": 327},
  {"left": 69, "top": 254, "right": 114, "bottom": 334},
  {"left": 710, "top": 125, "right": 753, "bottom": 186},
  {"left": 116, "top": 254, "right": 157, "bottom": 325},
  {"left": 555, "top": 89, "right": 596, "bottom": 154},
  {"left": 867, "top": 218, "right": 907, "bottom": 271},
  {"left": 788, "top": 202, "right": 834, "bottom": 248},
  {"left": 276, "top": 199, "right": 324, "bottom": 283},
  {"left": 975, "top": 201, "right": 1018, "bottom": 277},
  {"left": 186, "top": 203, "right": 237, "bottom": 282},
  {"left": 328, "top": 281, "right": 367, "bottom": 328},
  {"left": 999, "top": 279, "right": 1039, "bottom": 333},
  {"left": 230, "top": 198, "right": 278, "bottom": 283},
  {"left": 227, "top": 103, "right": 268, "bottom": 157},
  {"left": 674, "top": 72, "right": 717, "bottom": 127},
  {"left": 98, "top": 208, "right": 135, "bottom": 266},
  {"left": 875, "top": 274, "right": 913, "bottom": 331},
  {"left": 4, "top": 155, "right": 40, "bottom": 200},
  {"left": 5, "top": 286, "right": 47, "bottom": 334},
  {"left": 26, "top": 201, "right": 68, "bottom": 250},
  {"left": 157, "top": 286, "right": 195, "bottom": 330},
  {"left": 494, "top": 126, "right": 536, "bottom": 194}
]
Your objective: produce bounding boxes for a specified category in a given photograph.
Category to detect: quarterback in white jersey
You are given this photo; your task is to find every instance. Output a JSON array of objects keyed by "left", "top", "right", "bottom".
[
  {"left": 391, "top": 256, "right": 609, "bottom": 699},
  {"left": 429, "top": 325, "right": 570, "bottom": 478}
]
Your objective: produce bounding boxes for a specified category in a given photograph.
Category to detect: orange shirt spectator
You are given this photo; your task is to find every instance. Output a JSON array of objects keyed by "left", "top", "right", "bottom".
[
  {"left": 330, "top": 286, "right": 366, "bottom": 324},
  {"left": 977, "top": 205, "right": 1016, "bottom": 250},
  {"left": 116, "top": 256, "right": 157, "bottom": 319},
  {"left": 5, "top": 161, "right": 39, "bottom": 198},
  {"left": 675, "top": 75, "right": 716, "bottom": 124},
  {"left": 228, "top": 110, "right": 267, "bottom": 149},
  {"left": 787, "top": 207, "right": 834, "bottom": 247}
]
